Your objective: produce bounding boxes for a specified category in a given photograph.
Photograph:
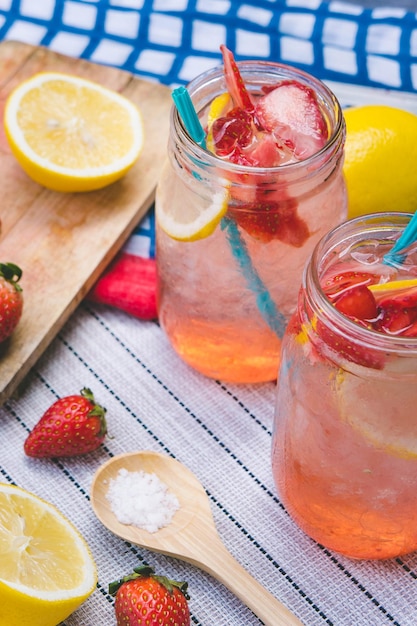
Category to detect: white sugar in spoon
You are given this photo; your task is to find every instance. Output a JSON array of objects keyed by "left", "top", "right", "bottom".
[{"left": 91, "top": 450, "right": 304, "bottom": 626}]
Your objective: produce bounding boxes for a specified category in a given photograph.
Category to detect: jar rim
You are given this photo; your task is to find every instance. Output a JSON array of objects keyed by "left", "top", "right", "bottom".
[{"left": 172, "top": 59, "right": 345, "bottom": 175}]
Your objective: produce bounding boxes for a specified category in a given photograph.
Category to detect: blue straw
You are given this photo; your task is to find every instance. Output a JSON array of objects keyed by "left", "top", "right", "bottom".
[
  {"left": 172, "top": 86, "right": 206, "bottom": 149},
  {"left": 171, "top": 87, "right": 286, "bottom": 338},
  {"left": 383, "top": 211, "right": 417, "bottom": 267}
]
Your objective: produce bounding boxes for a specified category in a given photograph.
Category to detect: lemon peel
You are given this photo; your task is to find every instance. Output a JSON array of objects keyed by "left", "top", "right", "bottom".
[
  {"left": 0, "top": 483, "right": 97, "bottom": 626},
  {"left": 4, "top": 72, "right": 144, "bottom": 192},
  {"left": 343, "top": 105, "right": 417, "bottom": 219}
]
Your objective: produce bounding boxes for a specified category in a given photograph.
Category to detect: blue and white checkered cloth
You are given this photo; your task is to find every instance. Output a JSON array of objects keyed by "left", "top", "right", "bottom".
[
  {"left": 1, "top": 0, "right": 417, "bottom": 92},
  {"left": 1, "top": 0, "right": 416, "bottom": 262}
]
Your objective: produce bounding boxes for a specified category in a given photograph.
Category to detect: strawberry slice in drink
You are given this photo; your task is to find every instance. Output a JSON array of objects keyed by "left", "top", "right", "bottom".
[
  {"left": 373, "top": 282, "right": 417, "bottom": 336},
  {"left": 255, "top": 81, "right": 329, "bottom": 160},
  {"left": 209, "top": 46, "right": 329, "bottom": 244},
  {"left": 318, "top": 270, "right": 384, "bottom": 369}
]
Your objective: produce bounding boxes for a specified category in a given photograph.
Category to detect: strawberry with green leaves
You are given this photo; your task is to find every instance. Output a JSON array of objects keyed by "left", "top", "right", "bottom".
[
  {"left": 109, "top": 565, "right": 190, "bottom": 626},
  {"left": 24, "top": 388, "right": 107, "bottom": 458},
  {"left": 0, "top": 262, "right": 23, "bottom": 343}
]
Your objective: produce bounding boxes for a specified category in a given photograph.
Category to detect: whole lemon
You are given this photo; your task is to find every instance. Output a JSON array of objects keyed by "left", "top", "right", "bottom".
[{"left": 343, "top": 105, "right": 417, "bottom": 219}]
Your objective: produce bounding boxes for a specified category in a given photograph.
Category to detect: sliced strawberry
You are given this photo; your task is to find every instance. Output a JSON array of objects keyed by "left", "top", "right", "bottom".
[
  {"left": 211, "top": 107, "right": 253, "bottom": 160},
  {"left": 318, "top": 270, "right": 384, "bottom": 368},
  {"left": 334, "top": 285, "right": 378, "bottom": 322},
  {"left": 322, "top": 271, "right": 377, "bottom": 298},
  {"left": 220, "top": 44, "right": 254, "bottom": 113},
  {"left": 316, "top": 319, "right": 385, "bottom": 370},
  {"left": 376, "top": 284, "right": 417, "bottom": 309},
  {"left": 229, "top": 195, "right": 309, "bottom": 245},
  {"left": 255, "top": 80, "right": 328, "bottom": 159},
  {"left": 375, "top": 306, "right": 417, "bottom": 336}
]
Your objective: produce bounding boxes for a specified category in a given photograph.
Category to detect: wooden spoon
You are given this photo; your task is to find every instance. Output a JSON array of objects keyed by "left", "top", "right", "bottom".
[{"left": 91, "top": 450, "right": 304, "bottom": 626}]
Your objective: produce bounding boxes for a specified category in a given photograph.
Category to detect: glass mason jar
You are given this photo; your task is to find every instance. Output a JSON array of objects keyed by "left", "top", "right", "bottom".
[
  {"left": 155, "top": 61, "right": 347, "bottom": 383},
  {"left": 272, "top": 213, "right": 417, "bottom": 560}
]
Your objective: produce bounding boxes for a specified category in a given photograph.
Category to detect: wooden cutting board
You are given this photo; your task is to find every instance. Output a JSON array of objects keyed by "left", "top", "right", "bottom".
[{"left": 0, "top": 40, "right": 172, "bottom": 405}]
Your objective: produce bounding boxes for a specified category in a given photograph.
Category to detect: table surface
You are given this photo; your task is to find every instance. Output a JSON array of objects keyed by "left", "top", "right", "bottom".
[{"left": 3, "top": 299, "right": 417, "bottom": 626}]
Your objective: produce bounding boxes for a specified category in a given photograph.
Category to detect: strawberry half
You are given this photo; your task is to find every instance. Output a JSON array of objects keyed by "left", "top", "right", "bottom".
[
  {"left": 24, "top": 388, "right": 107, "bottom": 458},
  {"left": 109, "top": 565, "right": 190, "bottom": 626},
  {"left": 255, "top": 80, "right": 329, "bottom": 159}
]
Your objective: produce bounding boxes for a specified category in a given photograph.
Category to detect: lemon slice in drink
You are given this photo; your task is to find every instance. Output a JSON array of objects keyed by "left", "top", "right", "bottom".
[
  {"left": 4, "top": 72, "right": 144, "bottom": 192},
  {"left": 336, "top": 371, "right": 417, "bottom": 459},
  {"left": 156, "top": 160, "right": 228, "bottom": 241},
  {"left": 0, "top": 483, "right": 97, "bottom": 626},
  {"left": 369, "top": 278, "right": 417, "bottom": 296}
]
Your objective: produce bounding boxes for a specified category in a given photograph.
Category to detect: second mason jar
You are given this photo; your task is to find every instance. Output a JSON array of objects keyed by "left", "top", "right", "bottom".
[
  {"left": 155, "top": 60, "right": 347, "bottom": 383},
  {"left": 272, "top": 213, "right": 417, "bottom": 560}
]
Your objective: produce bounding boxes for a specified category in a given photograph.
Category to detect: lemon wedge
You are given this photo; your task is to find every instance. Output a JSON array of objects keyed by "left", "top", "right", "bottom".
[
  {"left": 4, "top": 72, "right": 144, "bottom": 192},
  {"left": 336, "top": 371, "right": 417, "bottom": 460},
  {"left": 155, "top": 160, "right": 229, "bottom": 241},
  {"left": 0, "top": 483, "right": 97, "bottom": 626}
]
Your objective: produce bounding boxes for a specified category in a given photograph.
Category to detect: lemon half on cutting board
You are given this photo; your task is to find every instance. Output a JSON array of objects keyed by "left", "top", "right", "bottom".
[
  {"left": 4, "top": 72, "right": 144, "bottom": 192},
  {"left": 0, "top": 483, "right": 97, "bottom": 626}
]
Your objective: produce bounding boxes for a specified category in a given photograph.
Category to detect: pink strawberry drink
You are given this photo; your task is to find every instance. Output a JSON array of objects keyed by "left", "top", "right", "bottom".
[
  {"left": 272, "top": 213, "right": 417, "bottom": 559},
  {"left": 156, "top": 47, "right": 347, "bottom": 383}
]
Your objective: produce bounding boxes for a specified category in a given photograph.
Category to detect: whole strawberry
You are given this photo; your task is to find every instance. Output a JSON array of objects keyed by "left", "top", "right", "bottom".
[
  {"left": 24, "top": 388, "right": 107, "bottom": 457},
  {"left": 0, "top": 262, "right": 23, "bottom": 343},
  {"left": 109, "top": 565, "right": 190, "bottom": 626}
]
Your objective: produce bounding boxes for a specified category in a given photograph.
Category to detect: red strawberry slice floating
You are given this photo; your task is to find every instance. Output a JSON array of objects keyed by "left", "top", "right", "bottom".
[
  {"left": 375, "top": 306, "right": 417, "bottom": 336},
  {"left": 316, "top": 272, "right": 417, "bottom": 368},
  {"left": 220, "top": 44, "right": 254, "bottom": 113},
  {"left": 230, "top": 195, "right": 309, "bottom": 245},
  {"left": 316, "top": 319, "right": 385, "bottom": 370},
  {"left": 333, "top": 285, "right": 378, "bottom": 322},
  {"left": 255, "top": 80, "right": 329, "bottom": 159},
  {"left": 322, "top": 270, "right": 376, "bottom": 298},
  {"left": 212, "top": 46, "right": 328, "bottom": 244}
]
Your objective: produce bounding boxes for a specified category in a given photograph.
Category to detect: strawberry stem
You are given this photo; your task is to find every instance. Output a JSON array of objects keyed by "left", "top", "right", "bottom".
[
  {"left": 109, "top": 565, "right": 190, "bottom": 599},
  {"left": 0, "top": 262, "right": 23, "bottom": 291},
  {"left": 81, "top": 387, "right": 107, "bottom": 438}
]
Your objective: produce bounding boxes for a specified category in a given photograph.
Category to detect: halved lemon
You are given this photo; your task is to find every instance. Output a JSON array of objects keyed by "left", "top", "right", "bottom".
[
  {"left": 336, "top": 371, "right": 417, "bottom": 459},
  {"left": 4, "top": 72, "right": 144, "bottom": 192},
  {"left": 155, "top": 160, "right": 228, "bottom": 241},
  {"left": 0, "top": 483, "right": 97, "bottom": 626}
]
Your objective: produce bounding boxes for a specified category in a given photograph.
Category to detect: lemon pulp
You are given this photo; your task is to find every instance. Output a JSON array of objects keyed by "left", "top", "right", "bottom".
[
  {"left": 0, "top": 483, "right": 97, "bottom": 626},
  {"left": 4, "top": 72, "right": 144, "bottom": 192}
]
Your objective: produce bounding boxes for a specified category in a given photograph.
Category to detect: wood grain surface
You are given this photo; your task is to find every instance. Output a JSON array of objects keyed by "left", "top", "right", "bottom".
[{"left": 0, "top": 40, "right": 172, "bottom": 404}]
